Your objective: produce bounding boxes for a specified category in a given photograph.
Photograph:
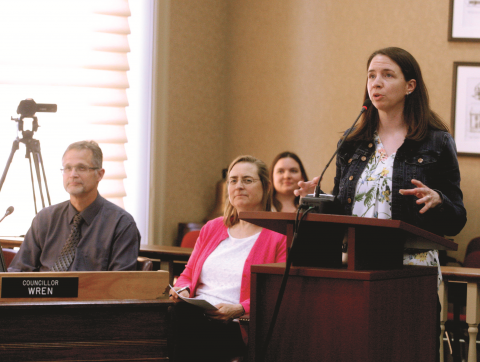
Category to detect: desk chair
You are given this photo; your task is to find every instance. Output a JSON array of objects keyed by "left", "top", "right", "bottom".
[
  {"left": 463, "top": 251, "right": 480, "bottom": 268},
  {"left": 444, "top": 237, "right": 480, "bottom": 362},
  {"left": 465, "top": 237, "right": 480, "bottom": 259},
  {"left": 176, "top": 222, "right": 204, "bottom": 246},
  {"left": 2, "top": 248, "right": 18, "bottom": 269},
  {"left": 180, "top": 230, "right": 200, "bottom": 248},
  {"left": 136, "top": 256, "right": 154, "bottom": 271}
]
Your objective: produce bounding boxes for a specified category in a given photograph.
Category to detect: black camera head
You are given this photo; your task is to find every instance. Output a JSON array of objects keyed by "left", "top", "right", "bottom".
[{"left": 17, "top": 99, "right": 57, "bottom": 118}]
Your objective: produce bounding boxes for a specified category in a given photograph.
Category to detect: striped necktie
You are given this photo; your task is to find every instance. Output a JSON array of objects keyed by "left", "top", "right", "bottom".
[{"left": 51, "top": 213, "right": 83, "bottom": 272}]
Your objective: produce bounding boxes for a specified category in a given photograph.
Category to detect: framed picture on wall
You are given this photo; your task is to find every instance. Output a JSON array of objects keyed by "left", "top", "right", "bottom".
[
  {"left": 449, "top": 0, "right": 480, "bottom": 41},
  {"left": 451, "top": 62, "right": 480, "bottom": 156}
]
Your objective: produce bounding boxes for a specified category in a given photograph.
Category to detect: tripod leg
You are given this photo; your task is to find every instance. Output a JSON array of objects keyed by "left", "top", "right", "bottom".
[
  {"left": 34, "top": 143, "right": 51, "bottom": 206},
  {"left": 0, "top": 139, "right": 20, "bottom": 193},
  {"left": 31, "top": 147, "right": 46, "bottom": 209},
  {"left": 27, "top": 153, "right": 39, "bottom": 214}
]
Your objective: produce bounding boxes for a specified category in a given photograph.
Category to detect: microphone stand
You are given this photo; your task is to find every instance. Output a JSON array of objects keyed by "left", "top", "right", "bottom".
[
  {"left": 301, "top": 99, "right": 372, "bottom": 211},
  {"left": 0, "top": 209, "right": 13, "bottom": 224},
  {"left": 260, "top": 100, "right": 373, "bottom": 360},
  {"left": 0, "top": 115, "right": 51, "bottom": 214},
  {"left": 260, "top": 205, "right": 315, "bottom": 361}
]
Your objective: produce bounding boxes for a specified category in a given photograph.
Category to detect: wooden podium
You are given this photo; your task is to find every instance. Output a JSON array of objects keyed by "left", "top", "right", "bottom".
[{"left": 239, "top": 212, "right": 457, "bottom": 362}]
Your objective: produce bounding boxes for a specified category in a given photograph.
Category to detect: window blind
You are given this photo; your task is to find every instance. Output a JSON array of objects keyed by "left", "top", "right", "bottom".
[{"left": 0, "top": 0, "right": 131, "bottom": 235}]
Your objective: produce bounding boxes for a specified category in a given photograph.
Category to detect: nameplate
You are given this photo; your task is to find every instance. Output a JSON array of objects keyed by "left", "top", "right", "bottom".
[{"left": 1, "top": 277, "right": 79, "bottom": 298}]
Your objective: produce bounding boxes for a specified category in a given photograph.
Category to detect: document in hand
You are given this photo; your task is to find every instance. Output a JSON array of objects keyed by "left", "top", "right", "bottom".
[{"left": 169, "top": 284, "right": 218, "bottom": 310}]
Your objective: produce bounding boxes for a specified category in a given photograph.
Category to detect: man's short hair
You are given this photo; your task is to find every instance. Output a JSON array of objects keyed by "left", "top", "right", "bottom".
[{"left": 63, "top": 141, "right": 103, "bottom": 168}]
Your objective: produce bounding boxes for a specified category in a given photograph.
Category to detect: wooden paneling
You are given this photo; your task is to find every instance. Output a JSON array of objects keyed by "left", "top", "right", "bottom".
[
  {"left": 249, "top": 264, "right": 438, "bottom": 362},
  {"left": 0, "top": 299, "right": 173, "bottom": 361}
]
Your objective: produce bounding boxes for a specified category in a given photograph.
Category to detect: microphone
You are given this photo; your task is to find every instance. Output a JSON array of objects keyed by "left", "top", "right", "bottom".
[
  {"left": 301, "top": 99, "right": 372, "bottom": 210},
  {"left": 0, "top": 206, "right": 14, "bottom": 223}
]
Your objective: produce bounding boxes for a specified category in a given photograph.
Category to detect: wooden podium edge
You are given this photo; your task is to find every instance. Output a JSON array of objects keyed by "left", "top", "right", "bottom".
[
  {"left": 239, "top": 211, "right": 458, "bottom": 251},
  {"left": 252, "top": 262, "right": 438, "bottom": 280}
]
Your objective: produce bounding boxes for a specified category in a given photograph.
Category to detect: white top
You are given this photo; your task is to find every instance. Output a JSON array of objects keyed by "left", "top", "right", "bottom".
[
  {"left": 195, "top": 229, "right": 260, "bottom": 307},
  {"left": 351, "top": 133, "right": 394, "bottom": 219}
]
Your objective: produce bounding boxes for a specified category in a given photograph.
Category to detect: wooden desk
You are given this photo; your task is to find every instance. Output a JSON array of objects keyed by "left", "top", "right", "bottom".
[
  {"left": 139, "top": 245, "right": 193, "bottom": 285},
  {"left": 0, "top": 237, "right": 23, "bottom": 249},
  {"left": 439, "top": 266, "right": 480, "bottom": 362},
  {"left": 0, "top": 271, "right": 172, "bottom": 361},
  {"left": 0, "top": 271, "right": 169, "bottom": 301},
  {"left": 0, "top": 299, "right": 173, "bottom": 361}
]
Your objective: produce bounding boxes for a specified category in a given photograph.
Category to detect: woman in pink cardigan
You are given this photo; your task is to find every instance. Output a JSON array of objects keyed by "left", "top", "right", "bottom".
[{"left": 169, "top": 155, "right": 287, "bottom": 362}]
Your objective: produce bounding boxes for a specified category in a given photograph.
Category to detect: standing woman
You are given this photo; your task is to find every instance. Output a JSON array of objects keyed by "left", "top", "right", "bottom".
[
  {"left": 295, "top": 47, "right": 467, "bottom": 360},
  {"left": 169, "top": 155, "right": 286, "bottom": 362},
  {"left": 270, "top": 152, "right": 308, "bottom": 212},
  {"left": 296, "top": 46, "right": 466, "bottom": 245}
]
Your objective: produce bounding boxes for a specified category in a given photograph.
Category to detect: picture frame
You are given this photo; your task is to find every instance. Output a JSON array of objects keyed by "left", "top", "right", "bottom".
[
  {"left": 449, "top": 0, "right": 480, "bottom": 42},
  {"left": 451, "top": 62, "right": 480, "bottom": 156}
]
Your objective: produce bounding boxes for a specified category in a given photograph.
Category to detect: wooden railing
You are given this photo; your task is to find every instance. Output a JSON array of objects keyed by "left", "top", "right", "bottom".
[{"left": 439, "top": 266, "right": 480, "bottom": 362}]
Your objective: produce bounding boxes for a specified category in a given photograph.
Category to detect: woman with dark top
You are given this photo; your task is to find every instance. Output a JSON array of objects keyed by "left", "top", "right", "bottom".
[
  {"left": 270, "top": 151, "right": 308, "bottom": 212},
  {"left": 295, "top": 47, "right": 467, "bottom": 361},
  {"left": 168, "top": 155, "right": 286, "bottom": 361},
  {"left": 296, "top": 46, "right": 466, "bottom": 252}
]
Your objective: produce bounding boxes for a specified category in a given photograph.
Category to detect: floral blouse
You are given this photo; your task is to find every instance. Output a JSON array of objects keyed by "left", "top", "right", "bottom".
[{"left": 351, "top": 133, "right": 442, "bottom": 287}]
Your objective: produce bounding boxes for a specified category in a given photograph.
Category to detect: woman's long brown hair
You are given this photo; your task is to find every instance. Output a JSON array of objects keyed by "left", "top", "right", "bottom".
[{"left": 347, "top": 47, "right": 449, "bottom": 142}]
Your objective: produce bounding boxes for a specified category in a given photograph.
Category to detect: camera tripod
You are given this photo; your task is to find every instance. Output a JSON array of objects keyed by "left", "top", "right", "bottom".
[{"left": 0, "top": 115, "right": 51, "bottom": 214}]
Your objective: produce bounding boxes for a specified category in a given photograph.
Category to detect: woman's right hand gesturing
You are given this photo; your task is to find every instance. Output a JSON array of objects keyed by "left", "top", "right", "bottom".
[{"left": 294, "top": 176, "right": 321, "bottom": 198}]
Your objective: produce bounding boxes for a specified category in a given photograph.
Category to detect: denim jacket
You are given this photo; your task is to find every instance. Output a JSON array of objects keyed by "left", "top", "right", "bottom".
[{"left": 332, "top": 129, "right": 466, "bottom": 236}]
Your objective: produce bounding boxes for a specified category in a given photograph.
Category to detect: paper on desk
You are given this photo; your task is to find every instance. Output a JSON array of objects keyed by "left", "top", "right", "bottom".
[{"left": 169, "top": 284, "right": 218, "bottom": 310}]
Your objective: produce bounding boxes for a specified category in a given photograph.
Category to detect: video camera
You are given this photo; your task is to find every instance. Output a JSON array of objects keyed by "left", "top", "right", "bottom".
[
  {"left": 1, "top": 99, "right": 58, "bottom": 213},
  {"left": 16, "top": 99, "right": 57, "bottom": 118}
]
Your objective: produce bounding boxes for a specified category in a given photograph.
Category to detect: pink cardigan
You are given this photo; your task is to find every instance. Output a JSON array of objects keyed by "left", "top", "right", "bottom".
[{"left": 175, "top": 217, "right": 287, "bottom": 315}]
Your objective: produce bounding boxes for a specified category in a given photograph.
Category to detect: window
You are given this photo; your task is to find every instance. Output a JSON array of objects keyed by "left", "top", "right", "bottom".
[{"left": 0, "top": 0, "right": 141, "bottom": 237}]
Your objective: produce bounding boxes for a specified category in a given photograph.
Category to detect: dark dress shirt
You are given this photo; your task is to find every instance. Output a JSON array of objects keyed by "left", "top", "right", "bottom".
[{"left": 8, "top": 194, "right": 140, "bottom": 272}]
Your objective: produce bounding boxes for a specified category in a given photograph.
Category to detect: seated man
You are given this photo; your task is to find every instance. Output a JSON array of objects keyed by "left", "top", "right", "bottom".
[{"left": 8, "top": 141, "right": 140, "bottom": 272}]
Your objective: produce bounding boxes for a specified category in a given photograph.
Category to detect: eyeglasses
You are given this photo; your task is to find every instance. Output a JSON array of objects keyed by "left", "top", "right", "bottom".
[
  {"left": 60, "top": 166, "right": 100, "bottom": 175},
  {"left": 228, "top": 177, "right": 260, "bottom": 186}
]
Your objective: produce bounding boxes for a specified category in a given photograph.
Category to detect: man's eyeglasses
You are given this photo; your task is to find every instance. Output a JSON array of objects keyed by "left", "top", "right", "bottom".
[
  {"left": 61, "top": 166, "right": 100, "bottom": 175},
  {"left": 228, "top": 177, "right": 260, "bottom": 186}
]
